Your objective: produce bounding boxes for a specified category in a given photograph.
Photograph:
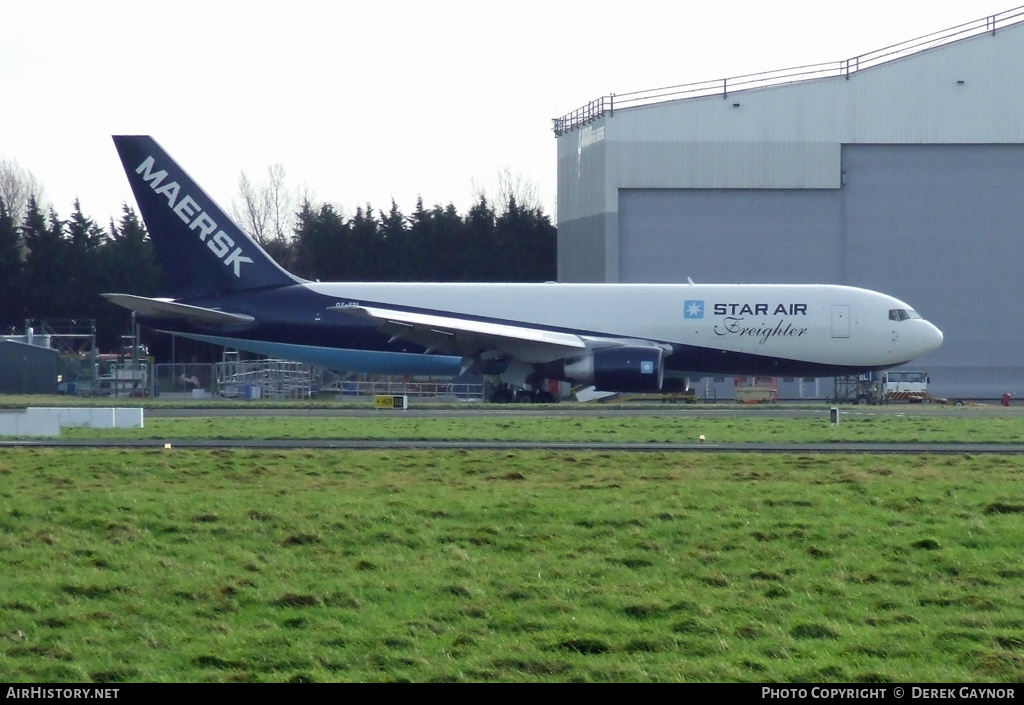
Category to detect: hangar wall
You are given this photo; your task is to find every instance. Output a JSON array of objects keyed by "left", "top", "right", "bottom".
[
  {"left": 613, "top": 145, "right": 1024, "bottom": 399},
  {"left": 555, "top": 15, "right": 1024, "bottom": 398}
]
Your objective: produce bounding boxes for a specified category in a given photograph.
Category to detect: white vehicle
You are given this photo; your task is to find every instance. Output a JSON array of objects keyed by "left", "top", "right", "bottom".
[
  {"left": 103, "top": 136, "right": 943, "bottom": 402},
  {"left": 883, "top": 370, "right": 931, "bottom": 402}
]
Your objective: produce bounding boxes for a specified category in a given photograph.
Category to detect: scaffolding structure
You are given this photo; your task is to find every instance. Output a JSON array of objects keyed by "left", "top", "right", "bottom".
[
  {"left": 216, "top": 352, "right": 315, "bottom": 399},
  {"left": 19, "top": 319, "right": 99, "bottom": 393},
  {"left": 833, "top": 375, "right": 878, "bottom": 404},
  {"left": 23, "top": 319, "right": 97, "bottom": 357}
]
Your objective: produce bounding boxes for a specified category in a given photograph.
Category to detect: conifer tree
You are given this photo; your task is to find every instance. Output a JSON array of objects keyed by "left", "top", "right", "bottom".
[{"left": 0, "top": 197, "right": 23, "bottom": 330}]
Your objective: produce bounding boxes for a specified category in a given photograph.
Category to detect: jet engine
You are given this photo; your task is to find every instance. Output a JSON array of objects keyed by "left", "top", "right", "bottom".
[{"left": 557, "top": 346, "right": 665, "bottom": 392}]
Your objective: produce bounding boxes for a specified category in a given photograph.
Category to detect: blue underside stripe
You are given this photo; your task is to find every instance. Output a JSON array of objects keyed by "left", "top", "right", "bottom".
[{"left": 177, "top": 333, "right": 463, "bottom": 376}]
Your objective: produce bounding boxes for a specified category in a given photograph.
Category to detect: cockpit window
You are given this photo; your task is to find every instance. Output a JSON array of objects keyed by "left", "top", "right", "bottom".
[{"left": 889, "top": 308, "right": 922, "bottom": 322}]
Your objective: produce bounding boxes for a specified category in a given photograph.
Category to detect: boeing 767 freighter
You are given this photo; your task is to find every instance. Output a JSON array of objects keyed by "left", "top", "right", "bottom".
[{"left": 103, "top": 136, "right": 943, "bottom": 401}]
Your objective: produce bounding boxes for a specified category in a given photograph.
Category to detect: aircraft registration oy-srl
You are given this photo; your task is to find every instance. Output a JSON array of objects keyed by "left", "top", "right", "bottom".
[{"left": 104, "top": 136, "right": 943, "bottom": 402}]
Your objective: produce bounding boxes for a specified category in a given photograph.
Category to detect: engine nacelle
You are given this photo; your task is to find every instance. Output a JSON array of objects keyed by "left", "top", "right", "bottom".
[
  {"left": 661, "top": 374, "right": 691, "bottom": 393},
  {"left": 560, "top": 346, "right": 665, "bottom": 393}
]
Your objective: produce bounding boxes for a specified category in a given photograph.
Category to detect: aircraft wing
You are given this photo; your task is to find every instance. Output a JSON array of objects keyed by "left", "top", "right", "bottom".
[
  {"left": 102, "top": 293, "right": 255, "bottom": 326},
  {"left": 331, "top": 303, "right": 587, "bottom": 363}
]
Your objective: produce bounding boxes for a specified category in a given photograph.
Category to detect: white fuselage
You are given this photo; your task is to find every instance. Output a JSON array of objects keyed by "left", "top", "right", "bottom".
[{"left": 307, "top": 281, "right": 943, "bottom": 371}]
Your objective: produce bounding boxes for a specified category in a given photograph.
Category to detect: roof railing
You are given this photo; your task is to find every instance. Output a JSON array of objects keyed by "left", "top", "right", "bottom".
[{"left": 552, "top": 6, "right": 1024, "bottom": 136}]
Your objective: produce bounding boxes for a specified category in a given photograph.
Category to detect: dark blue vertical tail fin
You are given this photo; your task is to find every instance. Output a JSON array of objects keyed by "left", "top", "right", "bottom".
[{"left": 112, "top": 135, "right": 302, "bottom": 299}]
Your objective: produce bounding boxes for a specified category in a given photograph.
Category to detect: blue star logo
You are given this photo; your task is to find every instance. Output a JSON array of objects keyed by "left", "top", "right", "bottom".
[{"left": 684, "top": 300, "right": 704, "bottom": 319}]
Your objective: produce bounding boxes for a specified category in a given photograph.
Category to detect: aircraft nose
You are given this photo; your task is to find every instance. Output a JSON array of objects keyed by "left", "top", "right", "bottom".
[{"left": 922, "top": 320, "right": 943, "bottom": 354}]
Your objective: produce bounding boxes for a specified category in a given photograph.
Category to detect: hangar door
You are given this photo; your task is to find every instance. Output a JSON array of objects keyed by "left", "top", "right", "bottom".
[
  {"left": 839, "top": 144, "right": 1024, "bottom": 398},
  {"left": 617, "top": 188, "right": 842, "bottom": 284}
]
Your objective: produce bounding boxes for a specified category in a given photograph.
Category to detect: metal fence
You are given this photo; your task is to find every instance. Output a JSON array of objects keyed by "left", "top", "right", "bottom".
[
  {"left": 552, "top": 6, "right": 1024, "bottom": 135},
  {"left": 330, "top": 378, "right": 486, "bottom": 402},
  {"left": 150, "top": 362, "right": 485, "bottom": 402}
]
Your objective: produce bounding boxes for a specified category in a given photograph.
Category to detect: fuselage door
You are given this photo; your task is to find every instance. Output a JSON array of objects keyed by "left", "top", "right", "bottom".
[{"left": 831, "top": 304, "right": 850, "bottom": 338}]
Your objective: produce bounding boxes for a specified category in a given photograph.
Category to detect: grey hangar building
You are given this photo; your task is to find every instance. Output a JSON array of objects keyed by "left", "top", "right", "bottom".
[{"left": 553, "top": 8, "right": 1024, "bottom": 401}]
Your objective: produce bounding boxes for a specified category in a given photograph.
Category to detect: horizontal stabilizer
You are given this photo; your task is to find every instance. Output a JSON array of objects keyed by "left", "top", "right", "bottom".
[{"left": 102, "top": 293, "right": 255, "bottom": 326}]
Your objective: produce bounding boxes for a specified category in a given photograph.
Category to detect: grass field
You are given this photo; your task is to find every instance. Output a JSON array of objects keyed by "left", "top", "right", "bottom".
[{"left": 4, "top": 438, "right": 1024, "bottom": 682}]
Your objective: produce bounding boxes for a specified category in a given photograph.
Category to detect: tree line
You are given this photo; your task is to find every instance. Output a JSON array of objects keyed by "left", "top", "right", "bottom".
[
  {"left": 0, "top": 198, "right": 162, "bottom": 353},
  {"left": 0, "top": 189, "right": 556, "bottom": 356},
  {"left": 287, "top": 196, "right": 555, "bottom": 282}
]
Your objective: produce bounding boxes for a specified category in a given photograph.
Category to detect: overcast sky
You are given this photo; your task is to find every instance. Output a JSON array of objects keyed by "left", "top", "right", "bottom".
[{"left": 0, "top": 1, "right": 1016, "bottom": 227}]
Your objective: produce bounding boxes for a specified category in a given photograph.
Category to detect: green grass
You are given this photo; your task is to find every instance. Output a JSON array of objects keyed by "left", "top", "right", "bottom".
[
  {"left": 55, "top": 413, "right": 1024, "bottom": 444},
  {"left": 4, "top": 448, "right": 1024, "bottom": 681}
]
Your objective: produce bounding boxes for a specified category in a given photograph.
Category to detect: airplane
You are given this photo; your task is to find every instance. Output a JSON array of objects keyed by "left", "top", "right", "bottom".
[{"left": 103, "top": 135, "right": 943, "bottom": 402}]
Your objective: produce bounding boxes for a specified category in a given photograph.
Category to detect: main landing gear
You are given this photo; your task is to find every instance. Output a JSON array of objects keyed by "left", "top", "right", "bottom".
[{"left": 489, "top": 383, "right": 557, "bottom": 404}]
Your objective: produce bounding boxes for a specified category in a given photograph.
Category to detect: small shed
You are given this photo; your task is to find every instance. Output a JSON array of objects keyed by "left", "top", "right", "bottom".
[{"left": 0, "top": 340, "right": 59, "bottom": 394}]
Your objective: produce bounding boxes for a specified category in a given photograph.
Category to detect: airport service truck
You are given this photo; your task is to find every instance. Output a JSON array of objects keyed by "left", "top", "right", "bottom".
[{"left": 836, "top": 370, "right": 942, "bottom": 405}]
